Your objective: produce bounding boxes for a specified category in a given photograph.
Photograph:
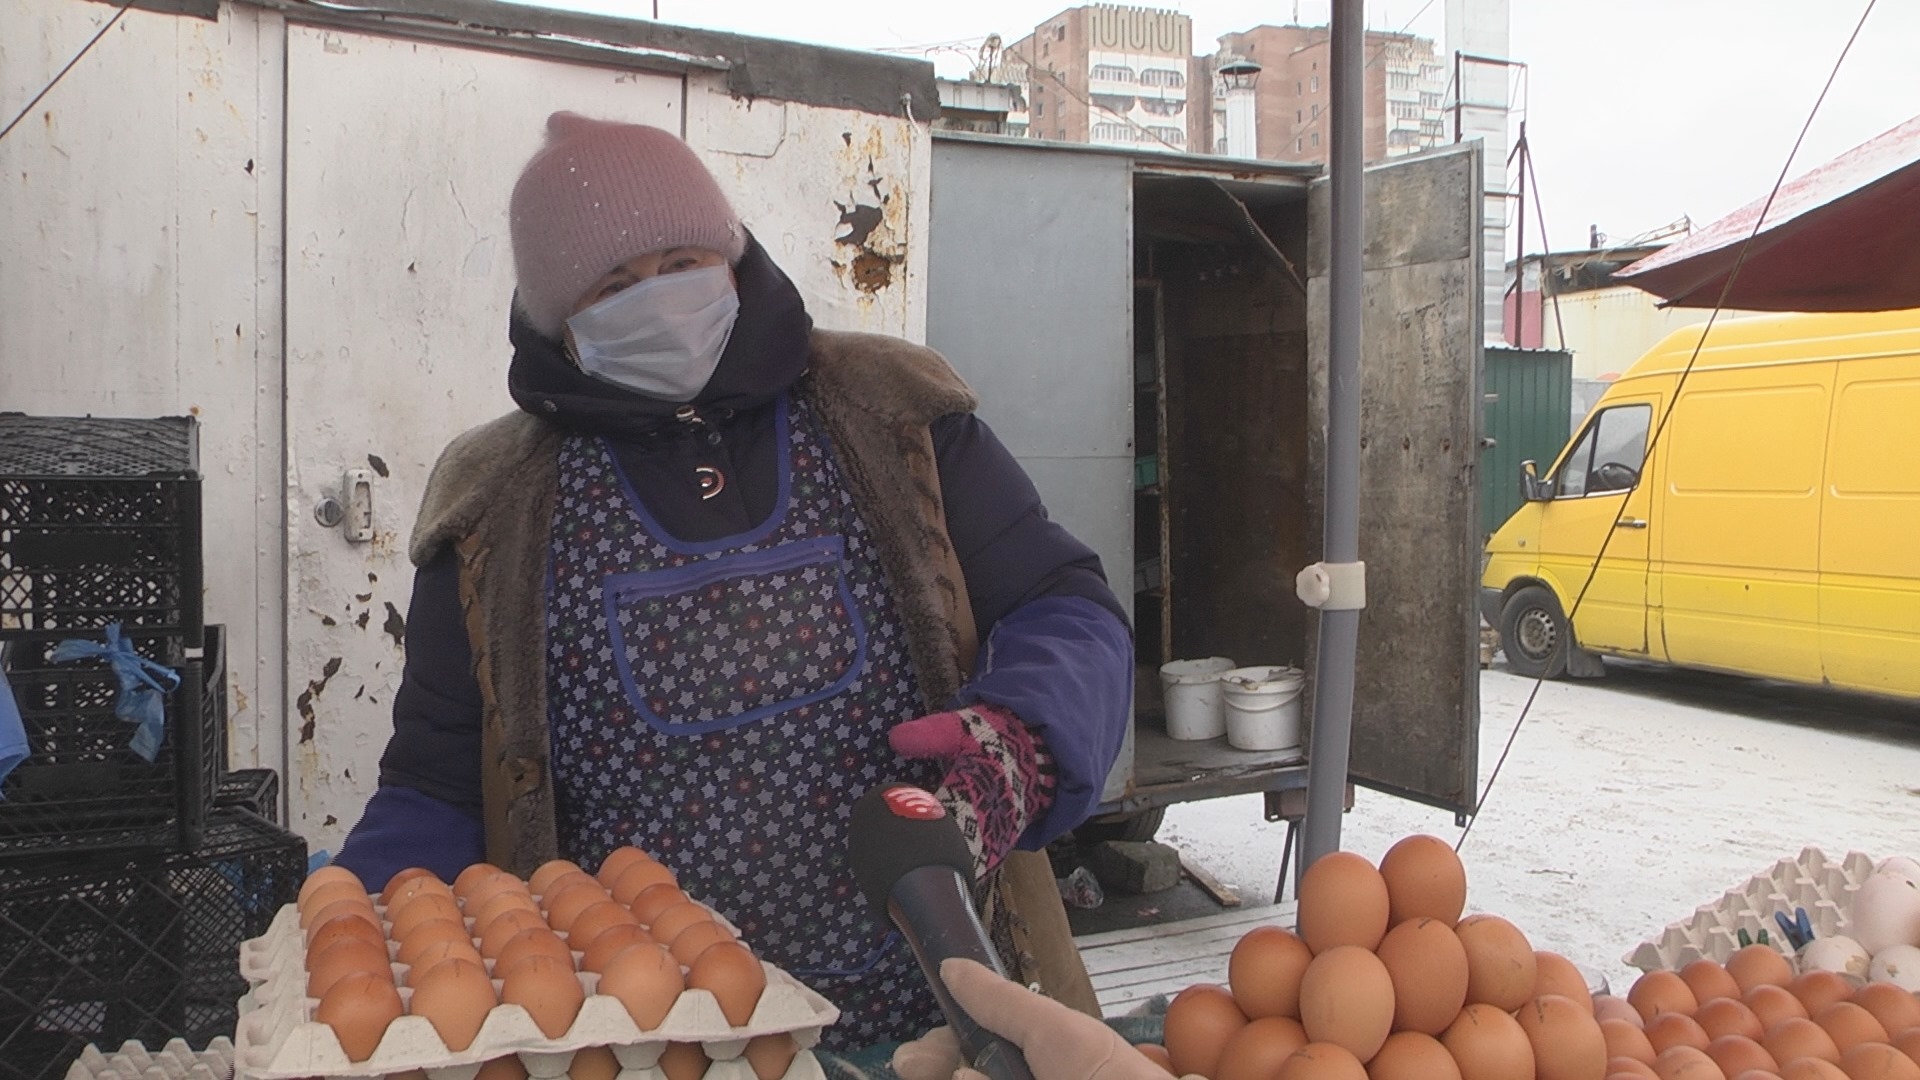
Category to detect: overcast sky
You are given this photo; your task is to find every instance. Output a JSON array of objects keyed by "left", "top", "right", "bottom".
[{"left": 531, "top": 0, "right": 1915, "bottom": 253}]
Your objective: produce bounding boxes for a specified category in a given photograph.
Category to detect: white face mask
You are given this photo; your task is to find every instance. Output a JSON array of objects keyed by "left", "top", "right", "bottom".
[{"left": 565, "top": 264, "right": 740, "bottom": 402}]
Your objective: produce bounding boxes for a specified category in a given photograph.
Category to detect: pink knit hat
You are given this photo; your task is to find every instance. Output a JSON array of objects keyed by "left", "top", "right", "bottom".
[{"left": 509, "top": 112, "right": 747, "bottom": 336}]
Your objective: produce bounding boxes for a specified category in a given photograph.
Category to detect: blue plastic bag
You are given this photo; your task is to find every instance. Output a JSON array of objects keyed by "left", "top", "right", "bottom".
[
  {"left": 50, "top": 624, "right": 180, "bottom": 763},
  {"left": 0, "top": 665, "right": 28, "bottom": 795}
]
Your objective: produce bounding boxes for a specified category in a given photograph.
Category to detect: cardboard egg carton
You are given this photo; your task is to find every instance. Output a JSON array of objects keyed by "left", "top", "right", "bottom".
[
  {"left": 1624, "top": 847, "right": 1879, "bottom": 973},
  {"left": 64, "top": 1038, "right": 235, "bottom": 1080},
  {"left": 235, "top": 900, "right": 837, "bottom": 1080}
]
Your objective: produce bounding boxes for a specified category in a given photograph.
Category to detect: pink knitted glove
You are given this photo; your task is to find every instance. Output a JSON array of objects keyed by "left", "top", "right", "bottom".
[{"left": 888, "top": 704, "right": 1055, "bottom": 877}]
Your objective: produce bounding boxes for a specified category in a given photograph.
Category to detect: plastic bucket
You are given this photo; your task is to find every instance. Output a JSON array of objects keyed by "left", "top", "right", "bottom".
[
  {"left": 1159, "top": 657, "right": 1236, "bottom": 740},
  {"left": 1222, "top": 666, "right": 1306, "bottom": 752}
]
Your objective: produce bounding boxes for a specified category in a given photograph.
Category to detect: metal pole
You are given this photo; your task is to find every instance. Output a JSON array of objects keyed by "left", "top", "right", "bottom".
[
  {"left": 1301, "top": 0, "right": 1365, "bottom": 870},
  {"left": 1514, "top": 124, "right": 1527, "bottom": 347}
]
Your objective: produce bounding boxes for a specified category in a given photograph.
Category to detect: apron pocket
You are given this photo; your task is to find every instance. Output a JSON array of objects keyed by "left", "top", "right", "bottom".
[{"left": 604, "top": 535, "right": 868, "bottom": 735}]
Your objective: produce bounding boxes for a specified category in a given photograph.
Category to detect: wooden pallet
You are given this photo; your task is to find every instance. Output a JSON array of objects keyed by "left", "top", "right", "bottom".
[{"left": 1075, "top": 902, "right": 1300, "bottom": 1018}]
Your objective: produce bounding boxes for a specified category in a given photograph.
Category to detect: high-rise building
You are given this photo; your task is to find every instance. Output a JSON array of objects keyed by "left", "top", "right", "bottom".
[
  {"left": 1215, "top": 24, "right": 1447, "bottom": 163},
  {"left": 1008, "top": 6, "right": 1204, "bottom": 153}
]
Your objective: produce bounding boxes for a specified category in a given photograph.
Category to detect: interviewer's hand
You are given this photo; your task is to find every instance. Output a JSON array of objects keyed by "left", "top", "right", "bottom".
[{"left": 892, "top": 959, "right": 1175, "bottom": 1080}]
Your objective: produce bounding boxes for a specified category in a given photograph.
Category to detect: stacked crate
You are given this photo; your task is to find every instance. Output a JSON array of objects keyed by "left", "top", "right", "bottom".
[{"left": 0, "top": 416, "right": 305, "bottom": 1080}]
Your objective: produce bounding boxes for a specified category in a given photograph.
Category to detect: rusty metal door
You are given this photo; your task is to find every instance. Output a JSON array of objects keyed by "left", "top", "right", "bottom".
[{"left": 1307, "top": 143, "right": 1484, "bottom": 815}]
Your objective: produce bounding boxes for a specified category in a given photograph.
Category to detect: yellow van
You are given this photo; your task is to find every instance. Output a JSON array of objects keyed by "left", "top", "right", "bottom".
[{"left": 1481, "top": 308, "right": 1920, "bottom": 699}]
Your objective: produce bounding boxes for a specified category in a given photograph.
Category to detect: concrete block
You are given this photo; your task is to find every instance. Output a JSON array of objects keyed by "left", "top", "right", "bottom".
[{"left": 1089, "top": 840, "right": 1182, "bottom": 895}]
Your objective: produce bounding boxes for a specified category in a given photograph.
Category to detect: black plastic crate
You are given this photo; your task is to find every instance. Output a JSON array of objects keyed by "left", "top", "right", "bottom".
[
  {"left": 215, "top": 769, "right": 280, "bottom": 827},
  {"left": 0, "top": 809, "right": 305, "bottom": 1080},
  {"left": 0, "top": 628, "right": 219, "bottom": 859},
  {"left": 0, "top": 415, "right": 203, "bottom": 650}
]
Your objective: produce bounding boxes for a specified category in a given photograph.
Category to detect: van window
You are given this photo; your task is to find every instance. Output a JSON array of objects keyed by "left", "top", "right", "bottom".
[{"left": 1556, "top": 404, "right": 1652, "bottom": 498}]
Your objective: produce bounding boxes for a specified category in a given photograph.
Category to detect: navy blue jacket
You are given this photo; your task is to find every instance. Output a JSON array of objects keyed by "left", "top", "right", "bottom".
[{"left": 335, "top": 239, "right": 1133, "bottom": 884}]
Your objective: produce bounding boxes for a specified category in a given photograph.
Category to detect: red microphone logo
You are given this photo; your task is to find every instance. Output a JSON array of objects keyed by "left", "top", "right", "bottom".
[{"left": 881, "top": 786, "right": 946, "bottom": 821}]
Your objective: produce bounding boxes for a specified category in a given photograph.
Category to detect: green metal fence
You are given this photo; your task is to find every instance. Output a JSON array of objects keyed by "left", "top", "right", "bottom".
[{"left": 1482, "top": 346, "right": 1573, "bottom": 536}]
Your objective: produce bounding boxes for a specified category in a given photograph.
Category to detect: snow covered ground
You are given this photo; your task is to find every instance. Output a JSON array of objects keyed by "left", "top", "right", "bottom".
[{"left": 1158, "top": 662, "right": 1920, "bottom": 993}]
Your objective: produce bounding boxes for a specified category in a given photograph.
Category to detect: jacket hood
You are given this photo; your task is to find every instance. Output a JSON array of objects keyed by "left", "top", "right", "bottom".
[{"left": 507, "top": 231, "right": 814, "bottom": 436}]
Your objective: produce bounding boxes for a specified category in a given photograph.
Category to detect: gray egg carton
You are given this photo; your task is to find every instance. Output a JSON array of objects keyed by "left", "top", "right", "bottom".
[
  {"left": 64, "top": 1038, "right": 234, "bottom": 1080},
  {"left": 1624, "top": 846, "right": 1879, "bottom": 973}
]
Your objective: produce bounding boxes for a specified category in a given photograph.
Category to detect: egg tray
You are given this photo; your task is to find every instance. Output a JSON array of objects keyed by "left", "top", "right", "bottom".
[
  {"left": 233, "top": 904, "right": 837, "bottom": 1080},
  {"left": 1624, "top": 846, "right": 1878, "bottom": 973},
  {"left": 63, "top": 1039, "right": 234, "bottom": 1080}
]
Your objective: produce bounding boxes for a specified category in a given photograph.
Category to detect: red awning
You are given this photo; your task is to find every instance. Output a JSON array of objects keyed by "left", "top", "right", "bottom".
[{"left": 1615, "top": 115, "right": 1920, "bottom": 312}]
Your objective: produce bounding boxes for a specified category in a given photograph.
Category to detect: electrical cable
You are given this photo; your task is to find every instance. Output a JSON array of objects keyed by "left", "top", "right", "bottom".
[
  {"left": 1276, "top": 0, "right": 1441, "bottom": 153},
  {"left": 1457, "top": 0, "right": 1882, "bottom": 851},
  {"left": 1006, "top": 42, "right": 1187, "bottom": 153},
  {"left": 0, "top": 0, "right": 138, "bottom": 147}
]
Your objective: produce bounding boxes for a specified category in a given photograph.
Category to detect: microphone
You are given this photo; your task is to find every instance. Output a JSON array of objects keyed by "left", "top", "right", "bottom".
[{"left": 848, "top": 785, "right": 1037, "bottom": 1080}]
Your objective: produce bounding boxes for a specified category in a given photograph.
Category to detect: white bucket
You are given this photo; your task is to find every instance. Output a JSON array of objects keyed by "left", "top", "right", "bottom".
[
  {"left": 1222, "top": 666, "right": 1307, "bottom": 752},
  {"left": 1159, "top": 657, "right": 1237, "bottom": 740}
]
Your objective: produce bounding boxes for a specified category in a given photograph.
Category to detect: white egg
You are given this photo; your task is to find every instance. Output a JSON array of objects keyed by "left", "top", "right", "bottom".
[
  {"left": 1876, "top": 856, "right": 1920, "bottom": 881},
  {"left": 1850, "top": 871, "right": 1920, "bottom": 955},
  {"left": 1800, "top": 935, "right": 1871, "bottom": 980},
  {"left": 1869, "top": 943, "right": 1920, "bottom": 990}
]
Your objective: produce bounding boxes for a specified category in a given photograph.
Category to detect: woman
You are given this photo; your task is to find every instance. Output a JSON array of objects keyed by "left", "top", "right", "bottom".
[{"left": 333, "top": 113, "right": 1132, "bottom": 1047}]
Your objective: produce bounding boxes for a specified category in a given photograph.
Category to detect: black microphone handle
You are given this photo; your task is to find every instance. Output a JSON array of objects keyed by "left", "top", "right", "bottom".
[{"left": 887, "top": 865, "right": 1038, "bottom": 1080}]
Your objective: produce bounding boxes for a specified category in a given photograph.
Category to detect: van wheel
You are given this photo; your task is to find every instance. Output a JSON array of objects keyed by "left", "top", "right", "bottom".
[{"left": 1500, "top": 585, "right": 1570, "bottom": 679}]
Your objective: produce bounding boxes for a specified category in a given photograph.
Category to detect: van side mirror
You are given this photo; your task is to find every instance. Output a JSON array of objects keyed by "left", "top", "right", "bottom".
[{"left": 1520, "top": 460, "right": 1552, "bottom": 502}]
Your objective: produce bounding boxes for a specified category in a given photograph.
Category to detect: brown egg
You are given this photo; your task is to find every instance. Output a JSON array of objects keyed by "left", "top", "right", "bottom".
[
  {"left": 404, "top": 938, "right": 484, "bottom": 988},
  {"left": 1681, "top": 961, "right": 1743, "bottom": 1007},
  {"left": 452, "top": 863, "right": 509, "bottom": 902},
  {"left": 1278, "top": 1042, "right": 1368, "bottom": 1080},
  {"left": 480, "top": 908, "right": 551, "bottom": 959},
  {"left": 1727, "top": 948, "right": 1794, "bottom": 995},
  {"left": 529, "top": 859, "right": 585, "bottom": 897},
  {"left": 566, "top": 900, "right": 641, "bottom": 952},
  {"left": 1604, "top": 1018, "right": 1660, "bottom": 1064},
  {"left": 1853, "top": 984, "right": 1920, "bottom": 1039},
  {"left": 1704, "top": 1036, "right": 1777, "bottom": 1078},
  {"left": 647, "top": 901, "right": 715, "bottom": 946},
  {"left": 1631, "top": 971, "right": 1701, "bottom": 1023},
  {"left": 1697, "top": 999, "right": 1765, "bottom": 1043},
  {"left": 537, "top": 872, "right": 599, "bottom": 911},
  {"left": 630, "top": 885, "right": 690, "bottom": 925},
  {"left": 300, "top": 880, "right": 377, "bottom": 926},
  {"left": 1538, "top": 951, "right": 1595, "bottom": 1012},
  {"left": 598, "top": 943, "right": 685, "bottom": 1029},
  {"left": 408, "top": 957, "right": 496, "bottom": 1051},
  {"left": 380, "top": 868, "right": 439, "bottom": 908},
  {"left": 464, "top": 873, "right": 533, "bottom": 917},
  {"left": 1231, "top": 926, "right": 1316, "bottom": 1020},
  {"left": 1788, "top": 973, "right": 1854, "bottom": 1016},
  {"left": 1518, "top": 994, "right": 1609, "bottom": 1080},
  {"left": 1725, "top": 1072, "right": 1782, "bottom": 1080},
  {"left": 1608, "top": 1057, "right": 1662, "bottom": 1079},
  {"left": 1762, "top": 1018, "right": 1841, "bottom": 1065},
  {"left": 744, "top": 1034, "right": 800, "bottom": 1080},
  {"left": 1367, "top": 1031, "right": 1462, "bottom": 1080},
  {"left": 307, "top": 937, "right": 395, "bottom": 999},
  {"left": 1135, "top": 1043, "right": 1175, "bottom": 1074},
  {"left": 1458, "top": 915, "right": 1538, "bottom": 1012},
  {"left": 1777, "top": 1060, "right": 1847, "bottom": 1080},
  {"left": 610, "top": 858, "right": 679, "bottom": 905},
  {"left": 1166, "top": 984, "right": 1249, "bottom": 1078},
  {"left": 395, "top": 919, "right": 476, "bottom": 967},
  {"left": 388, "top": 874, "right": 456, "bottom": 917},
  {"left": 1648, "top": 1013, "right": 1713, "bottom": 1054},
  {"left": 1651, "top": 1045, "right": 1726, "bottom": 1079},
  {"left": 391, "top": 893, "right": 464, "bottom": 941},
  {"left": 1896, "top": 1028, "right": 1920, "bottom": 1062},
  {"left": 1812, "top": 1001, "right": 1888, "bottom": 1051},
  {"left": 300, "top": 865, "right": 367, "bottom": 905},
  {"left": 1375, "top": 918, "right": 1468, "bottom": 1035},
  {"left": 544, "top": 882, "right": 612, "bottom": 933},
  {"left": 1219, "top": 1017, "right": 1313, "bottom": 1080},
  {"left": 474, "top": 1056, "right": 528, "bottom": 1080},
  {"left": 309, "top": 912, "right": 390, "bottom": 962},
  {"left": 1442, "top": 1003, "right": 1535, "bottom": 1080},
  {"left": 304, "top": 897, "right": 381, "bottom": 941},
  {"left": 657, "top": 1043, "right": 708, "bottom": 1080},
  {"left": 1599, "top": 995, "right": 1649, "bottom": 1029},
  {"left": 597, "top": 847, "right": 653, "bottom": 889},
  {"left": 1298, "top": 853, "right": 1391, "bottom": 953},
  {"left": 496, "top": 928, "right": 575, "bottom": 979},
  {"left": 583, "top": 924, "right": 659, "bottom": 974},
  {"left": 500, "top": 952, "right": 584, "bottom": 1038},
  {"left": 1379, "top": 835, "right": 1468, "bottom": 928},
  {"left": 1744, "top": 986, "right": 1809, "bottom": 1030},
  {"left": 1300, "top": 946, "right": 1395, "bottom": 1062},
  {"left": 315, "top": 969, "right": 405, "bottom": 1062},
  {"left": 669, "top": 920, "right": 736, "bottom": 967},
  {"left": 691, "top": 941, "right": 766, "bottom": 1027},
  {"left": 472, "top": 891, "right": 542, "bottom": 937},
  {"left": 567, "top": 1046, "right": 621, "bottom": 1080},
  {"left": 1839, "top": 1042, "right": 1920, "bottom": 1080}
]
